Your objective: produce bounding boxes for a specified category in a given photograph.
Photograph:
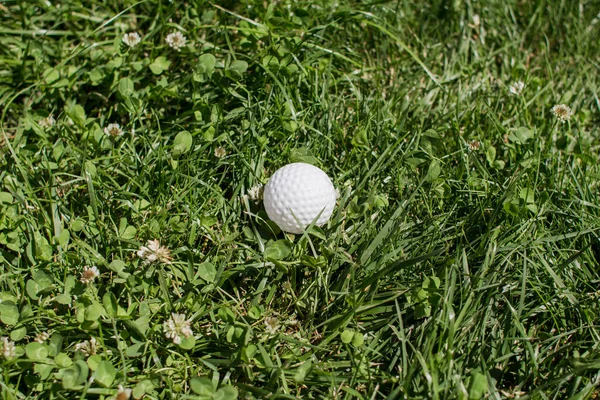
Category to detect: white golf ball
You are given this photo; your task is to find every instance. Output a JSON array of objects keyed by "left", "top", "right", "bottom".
[{"left": 263, "top": 163, "right": 337, "bottom": 234}]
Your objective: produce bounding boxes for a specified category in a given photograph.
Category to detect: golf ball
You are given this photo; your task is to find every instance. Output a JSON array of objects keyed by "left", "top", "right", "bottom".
[{"left": 263, "top": 163, "right": 337, "bottom": 234}]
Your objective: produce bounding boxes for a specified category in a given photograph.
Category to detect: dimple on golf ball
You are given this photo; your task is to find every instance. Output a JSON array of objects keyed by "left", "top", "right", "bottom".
[{"left": 263, "top": 163, "right": 337, "bottom": 234}]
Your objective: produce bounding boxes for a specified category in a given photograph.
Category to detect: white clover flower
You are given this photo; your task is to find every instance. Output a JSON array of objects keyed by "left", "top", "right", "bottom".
[
  {"left": 468, "top": 140, "right": 481, "bottom": 152},
  {"left": 163, "top": 313, "right": 193, "bottom": 344},
  {"left": 137, "top": 239, "right": 172, "bottom": 265},
  {"left": 551, "top": 104, "right": 572, "bottom": 123},
  {"left": 214, "top": 146, "right": 226, "bottom": 158},
  {"left": 74, "top": 337, "right": 98, "bottom": 356},
  {"left": 35, "top": 332, "right": 51, "bottom": 343},
  {"left": 0, "top": 337, "right": 16, "bottom": 359},
  {"left": 38, "top": 114, "right": 55, "bottom": 129},
  {"left": 247, "top": 184, "right": 263, "bottom": 201},
  {"left": 104, "top": 123, "right": 124, "bottom": 137},
  {"left": 114, "top": 384, "right": 132, "bottom": 400},
  {"left": 264, "top": 316, "right": 280, "bottom": 335},
  {"left": 165, "top": 31, "right": 187, "bottom": 51},
  {"left": 80, "top": 266, "right": 100, "bottom": 284},
  {"left": 80, "top": 266, "right": 100, "bottom": 285},
  {"left": 509, "top": 81, "right": 524, "bottom": 96},
  {"left": 122, "top": 32, "right": 141, "bottom": 48}
]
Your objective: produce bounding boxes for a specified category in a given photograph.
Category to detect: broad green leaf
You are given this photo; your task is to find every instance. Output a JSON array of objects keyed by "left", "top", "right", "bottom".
[
  {"left": 405, "top": 157, "right": 426, "bottom": 167},
  {"left": 25, "top": 279, "right": 41, "bottom": 300},
  {"left": 414, "top": 288, "right": 429, "bottom": 302},
  {"left": 34, "top": 363, "right": 54, "bottom": 380},
  {"left": 85, "top": 302, "right": 105, "bottom": 321},
  {"left": 0, "top": 293, "right": 17, "bottom": 303},
  {"left": 61, "top": 367, "right": 78, "bottom": 389},
  {"left": 132, "top": 61, "right": 143, "bottom": 71},
  {"left": 102, "top": 292, "right": 118, "bottom": 317},
  {"left": 88, "top": 67, "right": 104, "bottom": 85},
  {"left": 351, "top": 129, "right": 369, "bottom": 148},
  {"left": 71, "top": 218, "right": 85, "bottom": 231},
  {"left": 485, "top": 145, "right": 496, "bottom": 165},
  {"left": 57, "top": 229, "right": 70, "bottom": 248},
  {"left": 0, "top": 192, "right": 13, "bottom": 203},
  {"left": 178, "top": 335, "right": 195, "bottom": 350},
  {"left": 120, "top": 225, "right": 136, "bottom": 240},
  {"left": 352, "top": 332, "right": 365, "bottom": 347},
  {"left": 226, "top": 60, "right": 248, "bottom": 79},
  {"left": 248, "top": 306, "right": 262, "bottom": 319},
  {"left": 87, "top": 354, "right": 102, "bottom": 370},
  {"left": 10, "top": 326, "right": 27, "bottom": 341},
  {"left": 43, "top": 67, "right": 60, "bottom": 84},
  {"left": 509, "top": 126, "right": 533, "bottom": 144},
  {"left": 226, "top": 326, "right": 235, "bottom": 343},
  {"left": 262, "top": 55, "right": 279, "bottom": 69},
  {"left": 47, "top": 333, "right": 63, "bottom": 356},
  {"left": 84, "top": 160, "right": 96, "bottom": 177},
  {"left": 425, "top": 160, "right": 441, "bottom": 182},
  {"left": 340, "top": 330, "right": 354, "bottom": 344},
  {"left": 68, "top": 104, "right": 87, "bottom": 127},
  {"left": 224, "top": 107, "right": 246, "bottom": 121},
  {"left": 126, "top": 342, "right": 144, "bottom": 357},
  {"left": 26, "top": 342, "right": 48, "bottom": 361},
  {"left": 218, "top": 307, "right": 236, "bottom": 324},
  {"left": 108, "top": 260, "right": 126, "bottom": 273},
  {"left": 203, "top": 126, "right": 215, "bottom": 141},
  {"left": 264, "top": 240, "right": 291, "bottom": 260},
  {"left": 243, "top": 344, "right": 257, "bottom": 361},
  {"left": 118, "top": 218, "right": 137, "bottom": 239},
  {"left": 201, "top": 215, "right": 218, "bottom": 228},
  {"left": 197, "top": 262, "right": 216, "bottom": 283},
  {"left": 190, "top": 377, "right": 215, "bottom": 396},
  {"left": 107, "top": 260, "right": 130, "bottom": 278},
  {"left": 132, "top": 199, "right": 151, "bottom": 212},
  {"left": 423, "top": 276, "right": 441, "bottom": 289},
  {"left": 368, "top": 193, "right": 388, "bottom": 209},
  {"left": 285, "top": 63, "right": 298, "bottom": 75},
  {"left": 0, "top": 303, "right": 19, "bottom": 325},
  {"left": 34, "top": 233, "right": 53, "bottom": 261},
  {"left": 133, "top": 379, "right": 155, "bottom": 399},
  {"left": 214, "top": 386, "right": 239, "bottom": 400},
  {"left": 198, "top": 54, "right": 216, "bottom": 74},
  {"left": 55, "top": 353, "right": 72, "bottom": 368},
  {"left": 33, "top": 270, "right": 55, "bottom": 292},
  {"left": 294, "top": 360, "right": 312, "bottom": 382},
  {"left": 173, "top": 131, "right": 193, "bottom": 157},
  {"left": 95, "top": 360, "right": 116, "bottom": 387},
  {"left": 519, "top": 188, "right": 535, "bottom": 204},
  {"left": 54, "top": 294, "right": 72, "bottom": 304},
  {"left": 118, "top": 77, "right": 134, "bottom": 97},
  {"left": 62, "top": 360, "right": 88, "bottom": 389},
  {"left": 149, "top": 56, "right": 171, "bottom": 75},
  {"left": 289, "top": 147, "right": 318, "bottom": 165},
  {"left": 123, "top": 316, "right": 149, "bottom": 340},
  {"left": 503, "top": 200, "right": 520, "bottom": 217},
  {"left": 283, "top": 120, "right": 298, "bottom": 133},
  {"left": 106, "top": 57, "right": 123, "bottom": 71},
  {"left": 230, "top": 60, "right": 248, "bottom": 74},
  {"left": 469, "top": 370, "right": 488, "bottom": 399},
  {"left": 414, "top": 302, "right": 432, "bottom": 318}
]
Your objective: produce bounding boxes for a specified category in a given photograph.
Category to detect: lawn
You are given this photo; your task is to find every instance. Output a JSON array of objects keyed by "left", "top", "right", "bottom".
[{"left": 1, "top": 0, "right": 600, "bottom": 398}]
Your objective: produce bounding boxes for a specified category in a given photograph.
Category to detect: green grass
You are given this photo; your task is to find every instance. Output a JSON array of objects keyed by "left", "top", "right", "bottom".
[{"left": 1, "top": 0, "right": 600, "bottom": 398}]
